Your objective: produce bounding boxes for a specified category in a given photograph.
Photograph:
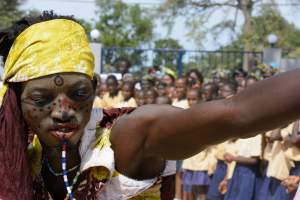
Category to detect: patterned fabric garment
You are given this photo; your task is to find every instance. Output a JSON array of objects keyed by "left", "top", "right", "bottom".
[
  {"left": 29, "top": 108, "right": 176, "bottom": 200},
  {"left": 0, "top": 85, "right": 33, "bottom": 199}
]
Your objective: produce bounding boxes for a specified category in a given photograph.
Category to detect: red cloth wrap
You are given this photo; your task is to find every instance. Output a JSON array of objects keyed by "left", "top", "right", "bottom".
[
  {"left": 0, "top": 86, "right": 33, "bottom": 199},
  {"left": 99, "top": 107, "right": 135, "bottom": 129}
]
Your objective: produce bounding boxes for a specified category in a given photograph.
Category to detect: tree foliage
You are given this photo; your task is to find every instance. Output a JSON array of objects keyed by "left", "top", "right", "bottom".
[
  {"left": 157, "top": 0, "right": 300, "bottom": 72},
  {"left": 224, "top": 6, "right": 300, "bottom": 56},
  {"left": 183, "top": 7, "right": 300, "bottom": 76},
  {"left": 95, "top": 0, "right": 154, "bottom": 68},
  {"left": 153, "top": 38, "right": 183, "bottom": 69},
  {"left": 157, "top": 0, "right": 299, "bottom": 50},
  {"left": 0, "top": 0, "right": 24, "bottom": 29},
  {"left": 95, "top": 0, "right": 153, "bottom": 47}
]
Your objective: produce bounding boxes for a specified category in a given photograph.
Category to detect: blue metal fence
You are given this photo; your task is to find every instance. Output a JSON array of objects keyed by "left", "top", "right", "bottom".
[{"left": 100, "top": 47, "right": 263, "bottom": 76}]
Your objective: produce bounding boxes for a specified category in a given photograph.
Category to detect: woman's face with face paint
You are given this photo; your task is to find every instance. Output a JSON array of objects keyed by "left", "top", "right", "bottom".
[{"left": 21, "top": 73, "right": 95, "bottom": 148}]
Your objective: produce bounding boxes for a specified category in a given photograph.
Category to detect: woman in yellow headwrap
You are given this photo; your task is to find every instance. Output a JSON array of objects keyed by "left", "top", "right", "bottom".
[
  {"left": 3, "top": 11, "right": 300, "bottom": 200},
  {"left": 0, "top": 11, "right": 175, "bottom": 200}
]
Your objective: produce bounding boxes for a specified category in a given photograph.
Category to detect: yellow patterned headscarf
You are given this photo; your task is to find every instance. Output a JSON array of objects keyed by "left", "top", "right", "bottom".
[{"left": 0, "top": 19, "right": 94, "bottom": 106}]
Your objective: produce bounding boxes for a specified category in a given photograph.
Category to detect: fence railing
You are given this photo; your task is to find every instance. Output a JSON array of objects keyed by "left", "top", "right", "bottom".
[{"left": 100, "top": 47, "right": 263, "bottom": 76}]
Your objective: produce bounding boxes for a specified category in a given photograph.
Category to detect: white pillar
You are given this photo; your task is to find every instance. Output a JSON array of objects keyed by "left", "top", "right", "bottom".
[{"left": 90, "top": 43, "right": 102, "bottom": 75}]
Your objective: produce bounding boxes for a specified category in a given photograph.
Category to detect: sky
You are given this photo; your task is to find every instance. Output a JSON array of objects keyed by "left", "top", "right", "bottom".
[
  {"left": 19, "top": 0, "right": 300, "bottom": 50},
  {"left": 21, "top": 0, "right": 200, "bottom": 49}
]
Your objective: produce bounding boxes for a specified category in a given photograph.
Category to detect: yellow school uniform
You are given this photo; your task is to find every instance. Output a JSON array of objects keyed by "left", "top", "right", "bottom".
[
  {"left": 93, "top": 96, "right": 105, "bottom": 108},
  {"left": 266, "top": 141, "right": 292, "bottom": 180},
  {"left": 214, "top": 142, "right": 226, "bottom": 161},
  {"left": 264, "top": 125, "right": 293, "bottom": 180},
  {"left": 213, "top": 140, "right": 238, "bottom": 179},
  {"left": 172, "top": 99, "right": 189, "bottom": 109},
  {"left": 263, "top": 131, "right": 273, "bottom": 162},
  {"left": 226, "top": 134, "right": 262, "bottom": 178},
  {"left": 115, "top": 97, "right": 137, "bottom": 108},
  {"left": 236, "top": 134, "right": 263, "bottom": 158},
  {"left": 207, "top": 147, "right": 218, "bottom": 175},
  {"left": 182, "top": 147, "right": 217, "bottom": 176},
  {"left": 282, "top": 123, "right": 300, "bottom": 164},
  {"left": 265, "top": 125, "right": 295, "bottom": 181},
  {"left": 224, "top": 141, "right": 239, "bottom": 179},
  {"left": 212, "top": 141, "right": 238, "bottom": 179},
  {"left": 102, "top": 91, "right": 124, "bottom": 109}
]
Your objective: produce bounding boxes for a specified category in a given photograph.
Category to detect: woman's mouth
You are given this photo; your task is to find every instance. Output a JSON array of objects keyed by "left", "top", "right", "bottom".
[{"left": 48, "top": 125, "right": 79, "bottom": 140}]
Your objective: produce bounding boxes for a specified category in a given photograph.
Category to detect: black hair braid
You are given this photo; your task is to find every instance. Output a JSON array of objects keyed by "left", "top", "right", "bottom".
[{"left": 0, "top": 10, "right": 79, "bottom": 63}]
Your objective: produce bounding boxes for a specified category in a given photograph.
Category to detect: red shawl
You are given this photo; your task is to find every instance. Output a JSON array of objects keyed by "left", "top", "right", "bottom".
[{"left": 0, "top": 85, "right": 33, "bottom": 199}]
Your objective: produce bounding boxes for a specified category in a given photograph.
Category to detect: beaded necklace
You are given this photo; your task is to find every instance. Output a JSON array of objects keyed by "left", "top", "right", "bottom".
[
  {"left": 61, "top": 140, "right": 81, "bottom": 200},
  {"left": 45, "top": 157, "right": 79, "bottom": 177}
]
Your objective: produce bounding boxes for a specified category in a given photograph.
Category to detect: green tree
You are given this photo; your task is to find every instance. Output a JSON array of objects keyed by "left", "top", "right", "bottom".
[
  {"left": 246, "top": 7, "right": 300, "bottom": 54},
  {"left": 95, "top": 0, "right": 153, "bottom": 47},
  {"left": 223, "top": 6, "right": 300, "bottom": 56},
  {"left": 0, "top": 0, "right": 24, "bottom": 29},
  {"left": 153, "top": 38, "right": 183, "bottom": 69},
  {"left": 95, "top": 0, "right": 154, "bottom": 70},
  {"left": 158, "top": 0, "right": 262, "bottom": 47},
  {"left": 157, "top": 0, "right": 299, "bottom": 70},
  {"left": 188, "top": 7, "right": 300, "bottom": 75}
]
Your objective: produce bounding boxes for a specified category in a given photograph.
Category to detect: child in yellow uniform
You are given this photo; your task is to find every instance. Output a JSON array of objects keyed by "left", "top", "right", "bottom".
[
  {"left": 182, "top": 148, "right": 217, "bottom": 200},
  {"left": 256, "top": 130, "right": 274, "bottom": 197},
  {"left": 134, "top": 90, "right": 145, "bottom": 107},
  {"left": 281, "top": 121, "right": 300, "bottom": 198},
  {"left": 172, "top": 80, "right": 189, "bottom": 200},
  {"left": 93, "top": 82, "right": 107, "bottom": 108},
  {"left": 101, "top": 75, "right": 124, "bottom": 108},
  {"left": 116, "top": 82, "right": 137, "bottom": 108},
  {"left": 207, "top": 81, "right": 237, "bottom": 200},
  {"left": 172, "top": 78, "right": 189, "bottom": 109},
  {"left": 207, "top": 140, "right": 238, "bottom": 200},
  {"left": 223, "top": 134, "right": 262, "bottom": 200},
  {"left": 93, "top": 95, "right": 105, "bottom": 108},
  {"left": 258, "top": 125, "right": 294, "bottom": 200},
  {"left": 181, "top": 89, "right": 217, "bottom": 200},
  {"left": 220, "top": 74, "right": 262, "bottom": 200}
]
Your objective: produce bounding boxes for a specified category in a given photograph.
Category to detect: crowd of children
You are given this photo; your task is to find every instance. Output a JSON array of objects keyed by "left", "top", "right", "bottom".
[{"left": 92, "top": 66, "right": 300, "bottom": 200}]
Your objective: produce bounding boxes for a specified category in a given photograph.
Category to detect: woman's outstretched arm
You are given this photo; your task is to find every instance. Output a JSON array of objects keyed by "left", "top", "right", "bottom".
[{"left": 111, "top": 68, "right": 300, "bottom": 178}]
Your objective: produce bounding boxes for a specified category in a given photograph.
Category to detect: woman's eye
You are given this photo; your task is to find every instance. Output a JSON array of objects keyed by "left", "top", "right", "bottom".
[
  {"left": 30, "top": 96, "right": 50, "bottom": 106},
  {"left": 77, "top": 90, "right": 88, "bottom": 96},
  {"left": 72, "top": 89, "right": 91, "bottom": 101}
]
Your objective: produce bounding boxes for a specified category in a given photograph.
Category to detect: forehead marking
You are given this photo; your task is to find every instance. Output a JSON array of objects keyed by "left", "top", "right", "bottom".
[{"left": 54, "top": 75, "right": 64, "bottom": 87}]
